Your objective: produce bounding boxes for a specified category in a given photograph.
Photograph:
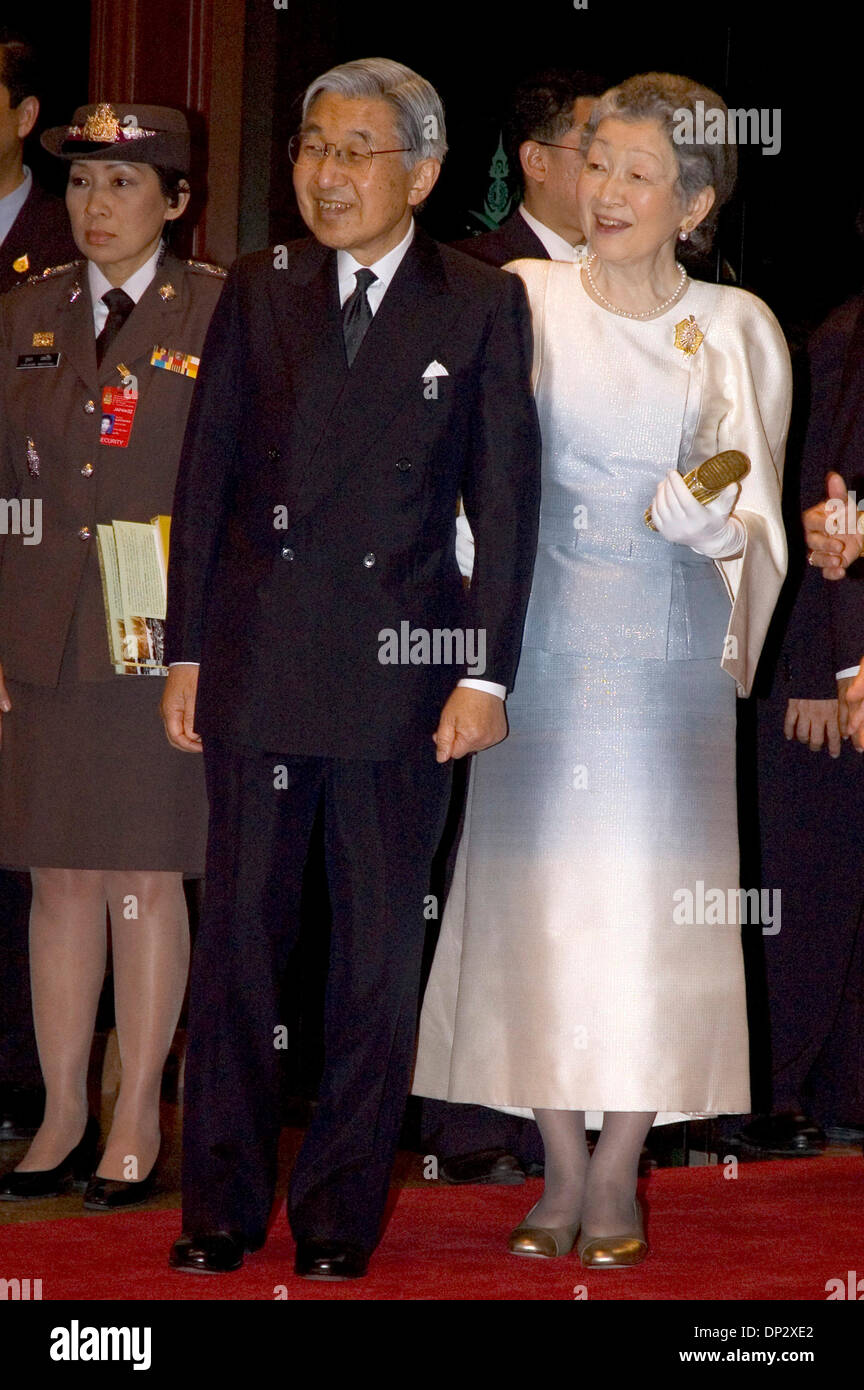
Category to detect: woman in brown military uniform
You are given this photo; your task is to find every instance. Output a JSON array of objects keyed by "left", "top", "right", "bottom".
[{"left": 0, "top": 103, "right": 224, "bottom": 1208}]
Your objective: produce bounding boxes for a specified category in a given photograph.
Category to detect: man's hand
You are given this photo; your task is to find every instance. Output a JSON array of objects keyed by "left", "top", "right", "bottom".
[
  {"left": 784, "top": 698, "right": 841, "bottom": 755},
  {"left": 0, "top": 660, "right": 10, "bottom": 751},
  {"left": 803, "top": 471, "right": 862, "bottom": 579},
  {"left": 160, "top": 665, "right": 203, "bottom": 752},
  {"left": 843, "top": 665, "right": 864, "bottom": 749},
  {"left": 433, "top": 687, "right": 507, "bottom": 762}
]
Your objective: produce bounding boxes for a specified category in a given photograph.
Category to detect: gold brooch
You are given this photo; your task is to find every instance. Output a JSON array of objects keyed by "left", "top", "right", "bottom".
[
  {"left": 674, "top": 315, "right": 704, "bottom": 356},
  {"left": 13, "top": 254, "right": 29, "bottom": 274},
  {"left": 159, "top": 282, "right": 176, "bottom": 301},
  {"left": 32, "top": 331, "right": 54, "bottom": 347}
]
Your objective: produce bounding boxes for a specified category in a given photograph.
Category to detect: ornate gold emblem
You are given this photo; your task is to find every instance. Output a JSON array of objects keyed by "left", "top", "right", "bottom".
[
  {"left": 33, "top": 331, "right": 54, "bottom": 348},
  {"left": 674, "top": 314, "right": 704, "bottom": 356},
  {"left": 12, "top": 254, "right": 29, "bottom": 274},
  {"left": 81, "top": 103, "right": 121, "bottom": 142},
  {"left": 67, "top": 104, "right": 153, "bottom": 145},
  {"left": 159, "top": 282, "right": 177, "bottom": 301}
]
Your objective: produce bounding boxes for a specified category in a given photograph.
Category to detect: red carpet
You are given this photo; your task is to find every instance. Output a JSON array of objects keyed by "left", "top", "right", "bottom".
[{"left": 2, "top": 1156, "right": 861, "bottom": 1300}]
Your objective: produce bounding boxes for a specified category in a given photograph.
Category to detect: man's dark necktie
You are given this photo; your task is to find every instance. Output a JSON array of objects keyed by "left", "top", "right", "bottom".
[
  {"left": 95, "top": 288, "right": 135, "bottom": 367},
  {"left": 341, "top": 268, "right": 378, "bottom": 367}
]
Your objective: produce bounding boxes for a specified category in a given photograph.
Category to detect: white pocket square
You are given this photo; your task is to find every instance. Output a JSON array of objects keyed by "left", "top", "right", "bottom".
[{"left": 421, "top": 359, "right": 449, "bottom": 378}]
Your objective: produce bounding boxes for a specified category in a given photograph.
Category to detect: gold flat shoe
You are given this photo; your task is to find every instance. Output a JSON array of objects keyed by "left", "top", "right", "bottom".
[
  {"left": 508, "top": 1203, "right": 580, "bottom": 1259},
  {"left": 577, "top": 1198, "right": 648, "bottom": 1268}
]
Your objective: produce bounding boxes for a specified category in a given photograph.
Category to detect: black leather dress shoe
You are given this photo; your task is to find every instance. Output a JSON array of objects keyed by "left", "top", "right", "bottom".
[
  {"left": 0, "top": 1116, "right": 100, "bottom": 1200},
  {"left": 83, "top": 1166, "right": 157, "bottom": 1210},
  {"left": 735, "top": 1113, "right": 826, "bottom": 1157},
  {"left": 294, "top": 1238, "right": 369, "bottom": 1280},
  {"left": 438, "top": 1148, "right": 526, "bottom": 1185},
  {"left": 169, "top": 1230, "right": 252, "bottom": 1274}
]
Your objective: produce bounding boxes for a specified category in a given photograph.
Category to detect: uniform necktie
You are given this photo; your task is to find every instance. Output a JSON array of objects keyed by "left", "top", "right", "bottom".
[
  {"left": 342, "top": 268, "right": 378, "bottom": 366},
  {"left": 95, "top": 288, "right": 135, "bottom": 367}
]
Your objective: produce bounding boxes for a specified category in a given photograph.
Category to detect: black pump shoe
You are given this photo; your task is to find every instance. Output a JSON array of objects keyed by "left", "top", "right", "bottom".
[
  {"left": 0, "top": 1116, "right": 100, "bottom": 1200},
  {"left": 83, "top": 1164, "right": 158, "bottom": 1210}
]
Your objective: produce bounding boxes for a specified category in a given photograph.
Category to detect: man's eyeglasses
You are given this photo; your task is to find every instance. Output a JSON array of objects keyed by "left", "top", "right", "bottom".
[
  {"left": 534, "top": 140, "right": 584, "bottom": 154},
  {"left": 288, "top": 135, "right": 412, "bottom": 172}
]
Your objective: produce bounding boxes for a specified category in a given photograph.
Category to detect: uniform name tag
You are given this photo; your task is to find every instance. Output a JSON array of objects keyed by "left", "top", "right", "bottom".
[
  {"left": 17, "top": 352, "right": 61, "bottom": 369},
  {"left": 100, "top": 385, "right": 138, "bottom": 448}
]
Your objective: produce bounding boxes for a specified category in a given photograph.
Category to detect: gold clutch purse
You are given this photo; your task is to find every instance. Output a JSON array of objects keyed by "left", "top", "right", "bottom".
[{"left": 644, "top": 450, "right": 750, "bottom": 530}]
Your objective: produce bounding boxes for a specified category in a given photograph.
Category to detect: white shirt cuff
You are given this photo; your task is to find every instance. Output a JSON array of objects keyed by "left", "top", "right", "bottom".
[
  {"left": 836, "top": 666, "right": 860, "bottom": 680},
  {"left": 458, "top": 678, "right": 506, "bottom": 699},
  {"left": 169, "top": 662, "right": 200, "bottom": 667}
]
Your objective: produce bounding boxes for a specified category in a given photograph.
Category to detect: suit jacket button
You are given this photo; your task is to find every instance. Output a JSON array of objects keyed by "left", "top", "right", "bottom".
[
  {"left": 280, "top": 545, "right": 294, "bottom": 560},
  {"left": 77, "top": 526, "right": 92, "bottom": 540},
  {"left": 267, "top": 447, "right": 280, "bottom": 461},
  {"left": 363, "top": 552, "right": 376, "bottom": 568},
  {"left": 83, "top": 399, "right": 96, "bottom": 414},
  {"left": 396, "top": 458, "right": 412, "bottom": 473},
  {"left": 80, "top": 462, "right": 94, "bottom": 477}
]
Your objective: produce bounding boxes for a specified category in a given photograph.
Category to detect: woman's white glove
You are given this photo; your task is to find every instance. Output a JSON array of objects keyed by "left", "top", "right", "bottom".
[{"left": 650, "top": 470, "right": 745, "bottom": 559}]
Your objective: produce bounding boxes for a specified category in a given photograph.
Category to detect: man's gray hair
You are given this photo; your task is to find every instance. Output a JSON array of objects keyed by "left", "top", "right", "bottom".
[{"left": 302, "top": 57, "right": 447, "bottom": 167}]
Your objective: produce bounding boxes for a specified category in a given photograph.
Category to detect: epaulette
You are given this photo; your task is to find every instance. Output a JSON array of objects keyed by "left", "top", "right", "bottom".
[
  {"left": 185, "top": 259, "right": 227, "bottom": 280},
  {"left": 25, "top": 260, "right": 83, "bottom": 284}
]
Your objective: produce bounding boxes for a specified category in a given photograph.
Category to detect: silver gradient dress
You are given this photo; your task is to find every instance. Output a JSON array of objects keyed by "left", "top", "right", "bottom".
[{"left": 414, "top": 261, "right": 791, "bottom": 1125}]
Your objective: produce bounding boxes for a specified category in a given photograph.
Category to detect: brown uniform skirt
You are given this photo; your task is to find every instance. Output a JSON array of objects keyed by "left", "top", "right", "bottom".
[{"left": 0, "top": 669, "right": 208, "bottom": 873}]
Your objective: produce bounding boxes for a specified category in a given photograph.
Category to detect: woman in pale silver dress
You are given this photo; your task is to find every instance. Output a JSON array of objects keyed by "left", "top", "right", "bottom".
[{"left": 414, "top": 73, "right": 791, "bottom": 1266}]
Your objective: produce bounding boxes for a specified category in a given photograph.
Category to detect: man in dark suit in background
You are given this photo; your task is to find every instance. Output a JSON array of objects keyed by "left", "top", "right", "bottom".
[
  {"left": 756, "top": 297, "right": 864, "bottom": 1148},
  {"left": 162, "top": 57, "right": 540, "bottom": 1280},
  {"left": 0, "top": 32, "right": 78, "bottom": 1146},
  {"left": 452, "top": 70, "right": 599, "bottom": 268},
  {"left": 0, "top": 35, "right": 77, "bottom": 293}
]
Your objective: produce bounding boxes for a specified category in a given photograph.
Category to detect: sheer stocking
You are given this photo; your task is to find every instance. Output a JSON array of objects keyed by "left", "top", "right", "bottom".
[
  {"left": 581, "top": 1110, "right": 655, "bottom": 1236},
  {"left": 16, "top": 868, "right": 188, "bottom": 1182},
  {"left": 97, "top": 871, "right": 188, "bottom": 1181},
  {"left": 529, "top": 1108, "right": 590, "bottom": 1225},
  {"left": 16, "top": 869, "right": 107, "bottom": 1170}
]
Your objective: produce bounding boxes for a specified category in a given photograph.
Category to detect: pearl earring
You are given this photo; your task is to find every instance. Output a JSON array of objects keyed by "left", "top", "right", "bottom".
[{"left": 678, "top": 227, "right": 689, "bottom": 242}]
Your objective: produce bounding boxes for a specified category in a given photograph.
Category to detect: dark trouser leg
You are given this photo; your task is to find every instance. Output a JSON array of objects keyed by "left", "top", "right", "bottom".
[
  {"left": 181, "top": 741, "right": 323, "bottom": 1240},
  {"left": 0, "top": 871, "right": 41, "bottom": 1088},
  {"left": 288, "top": 750, "right": 452, "bottom": 1252},
  {"left": 755, "top": 697, "right": 864, "bottom": 1115}
]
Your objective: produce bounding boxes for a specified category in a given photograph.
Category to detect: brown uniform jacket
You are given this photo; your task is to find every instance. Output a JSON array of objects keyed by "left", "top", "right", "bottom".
[{"left": 0, "top": 252, "right": 225, "bottom": 685}]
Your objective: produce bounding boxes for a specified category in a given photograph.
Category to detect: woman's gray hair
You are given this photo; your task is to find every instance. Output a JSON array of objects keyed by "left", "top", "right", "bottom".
[
  {"left": 302, "top": 57, "right": 447, "bottom": 167},
  {"left": 581, "top": 72, "right": 737, "bottom": 257}
]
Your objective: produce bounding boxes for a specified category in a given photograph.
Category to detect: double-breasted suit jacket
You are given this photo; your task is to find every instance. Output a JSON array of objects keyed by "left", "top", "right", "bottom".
[
  {"left": 166, "top": 227, "right": 542, "bottom": 760},
  {"left": 0, "top": 253, "right": 225, "bottom": 686},
  {"left": 0, "top": 182, "right": 78, "bottom": 296},
  {"left": 0, "top": 251, "right": 224, "bottom": 872}
]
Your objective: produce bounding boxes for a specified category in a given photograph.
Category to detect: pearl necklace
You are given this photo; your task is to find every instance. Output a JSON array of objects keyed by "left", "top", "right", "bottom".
[{"left": 584, "top": 254, "right": 688, "bottom": 320}]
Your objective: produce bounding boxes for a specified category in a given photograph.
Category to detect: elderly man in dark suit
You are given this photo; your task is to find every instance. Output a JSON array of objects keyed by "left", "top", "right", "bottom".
[
  {"left": 163, "top": 57, "right": 541, "bottom": 1280},
  {"left": 0, "top": 32, "right": 79, "bottom": 1148},
  {"left": 452, "top": 70, "right": 599, "bottom": 268}
]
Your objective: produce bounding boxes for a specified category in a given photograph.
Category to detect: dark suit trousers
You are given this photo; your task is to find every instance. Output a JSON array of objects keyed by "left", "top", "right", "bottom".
[
  {"left": 751, "top": 690, "right": 864, "bottom": 1123},
  {"left": 181, "top": 737, "right": 452, "bottom": 1251},
  {"left": 0, "top": 871, "right": 40, "bottom": 1087}
]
